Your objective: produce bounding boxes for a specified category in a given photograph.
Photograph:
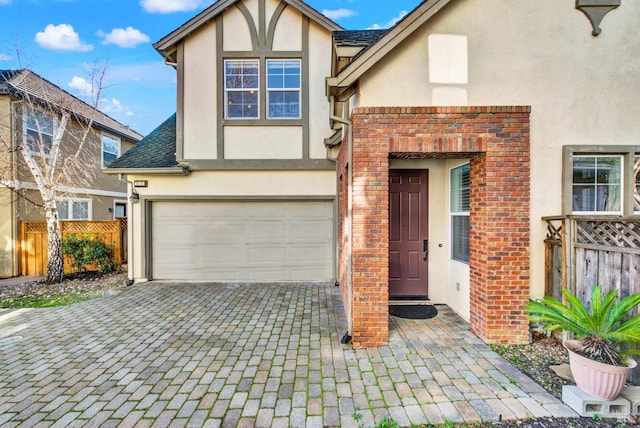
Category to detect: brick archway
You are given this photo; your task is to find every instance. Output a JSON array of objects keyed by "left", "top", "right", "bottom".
[{"left": 337, "top": 106, "right": 531, "bottom": 347}]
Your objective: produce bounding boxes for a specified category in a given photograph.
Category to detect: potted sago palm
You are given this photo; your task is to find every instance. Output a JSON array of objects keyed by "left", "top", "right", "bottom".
[{"left": 527, "top": 285, "right": 640, "bottom": 400}]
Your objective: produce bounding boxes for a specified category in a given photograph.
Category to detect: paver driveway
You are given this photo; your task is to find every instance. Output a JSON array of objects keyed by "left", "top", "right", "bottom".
[{"left": 0, "top": 281, "right": 576, "bottom": 427}]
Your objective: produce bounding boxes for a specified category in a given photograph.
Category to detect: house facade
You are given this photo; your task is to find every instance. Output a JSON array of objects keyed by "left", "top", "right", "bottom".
[
  {"left": 109, "top": 0, "right": 640, "bottom": 348},
  {"left": 0, "top": 69, "right": 141, "bottom": 278}
]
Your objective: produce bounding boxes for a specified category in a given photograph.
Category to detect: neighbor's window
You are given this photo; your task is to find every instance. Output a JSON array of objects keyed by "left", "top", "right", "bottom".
[
  {"left": 635, "top": 155, "right": 640, "bottom": 214},
  {"left": 451, "top": 163, "right": 470, "bottom": 263},
  {"left": 56, "top": 199, "right": 91, "bottom": 220},
  {"left": 572, "top": 155, "right": 622, "bottom": 213},
  {"left": 224, "top": 59, "right": 259, "bottom": 119},
  {"left": 24, "top": 109, "right": 55, "bottom": 155},
  {"left": 267, "top": 59, "right": 301, "bottom": 119},
  {"left": 102, "top": 134, "right": 120, "bottom": 168}
]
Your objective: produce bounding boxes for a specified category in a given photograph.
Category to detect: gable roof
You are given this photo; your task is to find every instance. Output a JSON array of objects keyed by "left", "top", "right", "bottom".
[
  {"left": 330, "top": 0, "right": 452, "bottom": 91},
  {"left": 154, "top": 0, "right": 343, "bottom": 61},
  {"left": 105, "top": 114, "right": 186, "bottom": 175},
  {"left": 0, "top": 69, "right": 143, "bottom": 142}
]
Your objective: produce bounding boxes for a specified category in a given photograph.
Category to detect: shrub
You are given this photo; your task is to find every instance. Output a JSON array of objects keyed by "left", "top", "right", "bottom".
[{"left": 62, "top": 235, "right": 119, "bottom": 274}]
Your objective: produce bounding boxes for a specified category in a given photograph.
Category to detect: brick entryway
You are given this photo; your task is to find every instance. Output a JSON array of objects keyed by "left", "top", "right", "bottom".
[{"left": 337, "top": 106, "right": 531, "bottom": 348}]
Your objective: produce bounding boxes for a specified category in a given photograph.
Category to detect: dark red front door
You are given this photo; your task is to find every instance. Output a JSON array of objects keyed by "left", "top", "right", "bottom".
[{"left": 389, "top": 169, "right": 429, "bottom": 298}]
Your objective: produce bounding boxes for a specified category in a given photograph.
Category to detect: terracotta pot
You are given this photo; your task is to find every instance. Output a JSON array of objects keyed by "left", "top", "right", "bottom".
[{"left": 564, "top": 339, "right": 637, "bottom": 400}]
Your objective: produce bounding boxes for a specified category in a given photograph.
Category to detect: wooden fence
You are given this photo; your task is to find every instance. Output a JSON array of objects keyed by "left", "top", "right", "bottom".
[
  {"left": 543, "top": 215, "right": 640, "bottom": 384},
  {"left": 20, "top": 218, "right": 127, "bottom": 276}
]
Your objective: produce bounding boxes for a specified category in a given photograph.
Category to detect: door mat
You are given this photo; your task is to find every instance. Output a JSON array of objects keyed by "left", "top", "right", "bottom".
[{"left": 389, "top": 305, "right": 438, "bottom": 320}]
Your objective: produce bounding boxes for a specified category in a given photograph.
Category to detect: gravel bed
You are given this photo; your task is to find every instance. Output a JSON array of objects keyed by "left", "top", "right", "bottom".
[{"left": 0, "top": 275, "right": 637, "bottom": 426}]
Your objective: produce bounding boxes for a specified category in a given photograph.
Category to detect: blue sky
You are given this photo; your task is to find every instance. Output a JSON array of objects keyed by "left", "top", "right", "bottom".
[{"left": 0, "top": 0, "right": 421, "bottom": 136}]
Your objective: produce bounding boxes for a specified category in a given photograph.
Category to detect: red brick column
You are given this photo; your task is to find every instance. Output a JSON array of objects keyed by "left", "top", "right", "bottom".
[{"left": 339, "top": 106, "right": 530, "bottom": 347}]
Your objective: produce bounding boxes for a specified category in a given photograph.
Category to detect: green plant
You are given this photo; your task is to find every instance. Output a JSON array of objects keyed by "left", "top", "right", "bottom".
[
  {"left": 62, "top": 235, "right": 119, "bottom": 274},
  {"left": 527, "top": 285, "right": 640, "bottom": 365},
  {"left": 375, "top": 418, "right": 399, "bottom": 428}
]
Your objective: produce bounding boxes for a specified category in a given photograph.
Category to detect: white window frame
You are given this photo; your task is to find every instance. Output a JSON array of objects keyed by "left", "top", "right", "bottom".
[
  {"left": 102, "top": 133, "right": 121, "bottom": 168},
  {"left": 113, "top": 200, "right": 127, "bottom": 219},
  {"left": 571, "top": 154, "right": 623, "bottom": 215},
  {"left": 24, "top": 108, "right": 57, "bottom": 156},
  {"left": 224, "top": 59, "right": 260, "bottom": 119},
  {"left": 266, "top": 59, "right": 301, "bottom": 119},
  {"left": 450, "top": 163, "right": 470, "bottom": 264},
  {"left": 56, "top": 198, "right": 92, "bottom": 220}
]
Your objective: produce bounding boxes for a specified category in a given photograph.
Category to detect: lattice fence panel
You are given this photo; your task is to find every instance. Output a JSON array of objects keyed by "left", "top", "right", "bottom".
[{"left": 576, "top": 220, "right": 640, "bottom": 249}]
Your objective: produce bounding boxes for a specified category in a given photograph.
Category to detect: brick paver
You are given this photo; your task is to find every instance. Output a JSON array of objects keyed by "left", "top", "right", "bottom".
[{"left": 0, "top": 282, "right": 576, "bottom": 426}]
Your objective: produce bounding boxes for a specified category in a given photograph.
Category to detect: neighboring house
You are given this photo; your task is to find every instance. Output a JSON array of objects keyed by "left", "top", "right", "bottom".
[
  {"left": 0, "top": 69, "right": 142, "bottom": 278},
  {"left": 107, "top": 0, "right": 640, "bottom": 348}
]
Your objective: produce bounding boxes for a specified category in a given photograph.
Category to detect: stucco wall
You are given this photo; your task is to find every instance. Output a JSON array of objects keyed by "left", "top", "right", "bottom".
[{"left": 355, "top": 0, "right": 640, "bottom": 299}]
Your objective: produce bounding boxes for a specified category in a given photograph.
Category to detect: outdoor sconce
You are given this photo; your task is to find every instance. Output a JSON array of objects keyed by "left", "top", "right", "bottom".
[
  {"left": 108, "top": 207, "right": 114, "bottom": 213},
  {"left": 576, "top": 0, "right": 621, "bottom": 36},
  {"left": 129, "top": 192, "right": 140, "bottom": 204}
]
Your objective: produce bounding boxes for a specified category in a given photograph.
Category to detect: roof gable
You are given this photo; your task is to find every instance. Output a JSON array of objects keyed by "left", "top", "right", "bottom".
[
  {"left": 0, "top": 69, "right": 142, "bottom": 142},
  {"left": 154, "top": 0, "right": 343, "bottom": 59},
  {"left": 331, "top": 0, "right": 452, "bottom": 90}
]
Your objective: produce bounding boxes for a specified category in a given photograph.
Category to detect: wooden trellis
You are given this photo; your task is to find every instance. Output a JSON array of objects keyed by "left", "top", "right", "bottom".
[{"left": 20, "top": 219, "right": 127, "bottom": 276}]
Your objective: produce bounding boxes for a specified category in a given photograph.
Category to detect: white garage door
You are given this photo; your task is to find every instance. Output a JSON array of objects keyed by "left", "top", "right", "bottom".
[{"left": 151, "top": 200, "right": 334, "bottom": 281}]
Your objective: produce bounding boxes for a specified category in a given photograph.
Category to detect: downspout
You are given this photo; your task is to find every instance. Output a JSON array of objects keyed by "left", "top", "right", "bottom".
[
  {"left": 330, "top": 96, "right": 354, "bottom": 343},
  {"left": 11, "top": 101, "right": 19, "bottom": 276},
  {"left": 118, "top": 174, "right": 135, "bottom": 286}
]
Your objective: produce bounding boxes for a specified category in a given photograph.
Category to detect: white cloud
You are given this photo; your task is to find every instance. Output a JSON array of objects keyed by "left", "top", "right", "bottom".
[
  {"left": 98, "top": 27, "right": 150, "bottom": 48},
  {"left": 100, "top": 98, "right": 134, "bottom": 118},
  {"left": 0, "top": 53, "right": 11, "bottom": 61},
  {"left": 0, "top": 0, "right": 11, "bottom": 5},
  {"left": 34, "top": 24, "right": 93, "bottom": 52},
  {"left": 140, "top": 0, "right": 209, "bottom": 13},
  {"left": 68, "top": 76, "right": 94, "bottom": 98},
  {"left": 368, "top": 10, "right": 408, "bottom": 30},
  {"left": 321, "top": 8, "right": 357, "bottom": 21}
]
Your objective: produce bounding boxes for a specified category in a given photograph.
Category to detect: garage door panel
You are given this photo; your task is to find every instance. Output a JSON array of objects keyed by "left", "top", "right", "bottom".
[{"left": 152, "top": 201, "right": 334, "bottom": 281}]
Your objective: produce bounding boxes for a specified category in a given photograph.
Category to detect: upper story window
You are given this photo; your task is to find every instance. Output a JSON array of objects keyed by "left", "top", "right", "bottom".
[
  {"left": 102, "top": 133, "right": 120, "bottom": 168},
  {"left": 635, "top": 155, "right": 640, "bottom": 214},
  {"left": 267, "top": 59, "right": 301, "bottom": 119},
  {"left": 225, "top": 59, "right": 259, "bottom": 119},
  {"left": 451, "top": 163, "right": 470, "bottom": 263},
  {"left": 56, "top": 198, "right": 91, "bottom": 220},
  {"left": 24, "top": 109, "right": 55, "bottom": 155},
  {"left": 572, "top": 155, "right": 622, "bottom": 214}
]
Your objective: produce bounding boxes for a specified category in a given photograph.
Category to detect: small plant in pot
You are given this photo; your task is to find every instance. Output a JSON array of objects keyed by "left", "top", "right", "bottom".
[{"left": 527, "top": 285, "right": 640, "bottom": 400}]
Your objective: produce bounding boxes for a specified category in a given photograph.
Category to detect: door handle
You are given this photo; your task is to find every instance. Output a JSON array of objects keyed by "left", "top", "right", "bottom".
[{"left": 423, "top": 239, "right": 428, "bottom": 261}]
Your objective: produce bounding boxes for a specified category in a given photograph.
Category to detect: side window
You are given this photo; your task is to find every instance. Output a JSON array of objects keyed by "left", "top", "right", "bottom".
[
  {"left": 635, "top": 155, "right": 640, "bottom": 214},
  {"left": 224, "top": 59, "right": 259, "bottom": 119},
  {"left": 572, "top": 155, "right": 622, "bottom": 213},
  {"left": 267, "top": 59, "right": 301, "bottom": 119},
  {"left": 114, "top": 201, "right": 127, "bottom": 219},
  {"left": 450, "top": 163, "right": 470, "bottom": 263},
  {"left": 56, "top": 199, "right": 92, "bottom": 220},
  {"left": 24, "top": 109, "right": 55, "bottom": 155},
  {"left": 102, "top": 134, "right": 120, "bottom": 168}
]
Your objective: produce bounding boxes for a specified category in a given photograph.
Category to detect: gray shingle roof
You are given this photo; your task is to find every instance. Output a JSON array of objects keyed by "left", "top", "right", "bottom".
[
  {"left": 107, "top": 114, "right": 177, "bottom": 169},
  {"left": 333, "top": 30, "right": 388, "bottom": 48},
  {"left": 0, "top": 69, "right": 143, "bottom": 142}
]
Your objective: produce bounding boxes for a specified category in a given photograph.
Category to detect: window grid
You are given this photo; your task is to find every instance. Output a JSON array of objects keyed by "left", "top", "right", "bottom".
[
  {"left": 450, "top": 163, "right": 470, "bottom": 263},
  {"left": 102, "top": 134, "right": 120, "bottom": 168},
  {"left": 224, "top": 59, "right": 259, "bottom": 119},
  {"left": 56, "top": 199, "right": 92, "bottom": 220},
  {"left": 24, "top": 109, "right": 55, "bottom": 155},
  {"left": 572, "top": 155, "right": 622, "bottom": 214},
  {"left": 266, "top": 59, "right": 301, "bottom": 119}
]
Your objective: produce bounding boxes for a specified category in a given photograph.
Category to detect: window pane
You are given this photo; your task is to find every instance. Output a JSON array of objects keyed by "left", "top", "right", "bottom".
[
  {"left": 72, "top": 201, "right": 89, "bottom": 220},
  {"left": 452, "top": 215, "right": 470, "bottom": 263},
  {"left": 25, "top": 110, "right": 53, "bottom": 154},
  {"left": 225, "top": 60, "right": 259, "bottom": 119},
  {"left": 450, "top": 163, "right": 470, "bottom": 212},
  {"left": 572, "top": 155, "right": 622, "bottom": 212},
  {"left": 635, "top": 155, "right": 640, "bottom": 212},
  {"left": 267, "top": 59, "right": 301, "bottom": 119},
  {"left": 268, "top": 91, "right": 299, "bottom": 118},
  {"left": 56, "top": 201, "right": 69, "bottom": 220},
  {"left": 102, "top": 134, "right": 119, "bottom": 167},
  {"left": 115, "top": 203, "right": 126, "bottom": 218}
]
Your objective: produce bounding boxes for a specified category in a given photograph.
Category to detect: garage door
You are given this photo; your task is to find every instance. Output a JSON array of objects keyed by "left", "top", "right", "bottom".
[{"left": 151, "top": 200, "right": 334, "bottom": 281}]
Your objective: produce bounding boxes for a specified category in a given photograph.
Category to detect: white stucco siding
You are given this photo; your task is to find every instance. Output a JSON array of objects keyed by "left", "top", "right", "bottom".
[
  {"left": 183, "top": 23, "right": 218, "bottom": 160},
  {"left": 308, "top": 21, "right": 335, "bottom": 159},
  {"left": 224, "top": 126, "right": 303, "bottom": 159},
  {"left": 357, "top": 0, "right": 640, "bottom": 299},
  {"left": 223, "top": 4, "right": 254, "bottom": 51},
  {"left": 271, "top": 6, "right": 302, "bottom": 51}
]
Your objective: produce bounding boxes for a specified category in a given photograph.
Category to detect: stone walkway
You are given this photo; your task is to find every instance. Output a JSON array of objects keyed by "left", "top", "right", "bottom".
[{"left": 0, "top": 281, "right": 577, "bottom": 427}]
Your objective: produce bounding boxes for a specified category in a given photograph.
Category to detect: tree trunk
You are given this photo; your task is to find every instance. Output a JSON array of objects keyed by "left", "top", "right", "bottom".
[{"left": 44, "top": 204, "right": 64, "bottom": 284}]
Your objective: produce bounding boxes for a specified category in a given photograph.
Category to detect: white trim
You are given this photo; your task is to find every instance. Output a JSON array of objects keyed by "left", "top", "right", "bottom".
[
  {"left": 449, "top": 162, "right": 470, "bottom": 264},
  {"left": 0, "top": 180, "right": 127, "bottom": 198}
]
